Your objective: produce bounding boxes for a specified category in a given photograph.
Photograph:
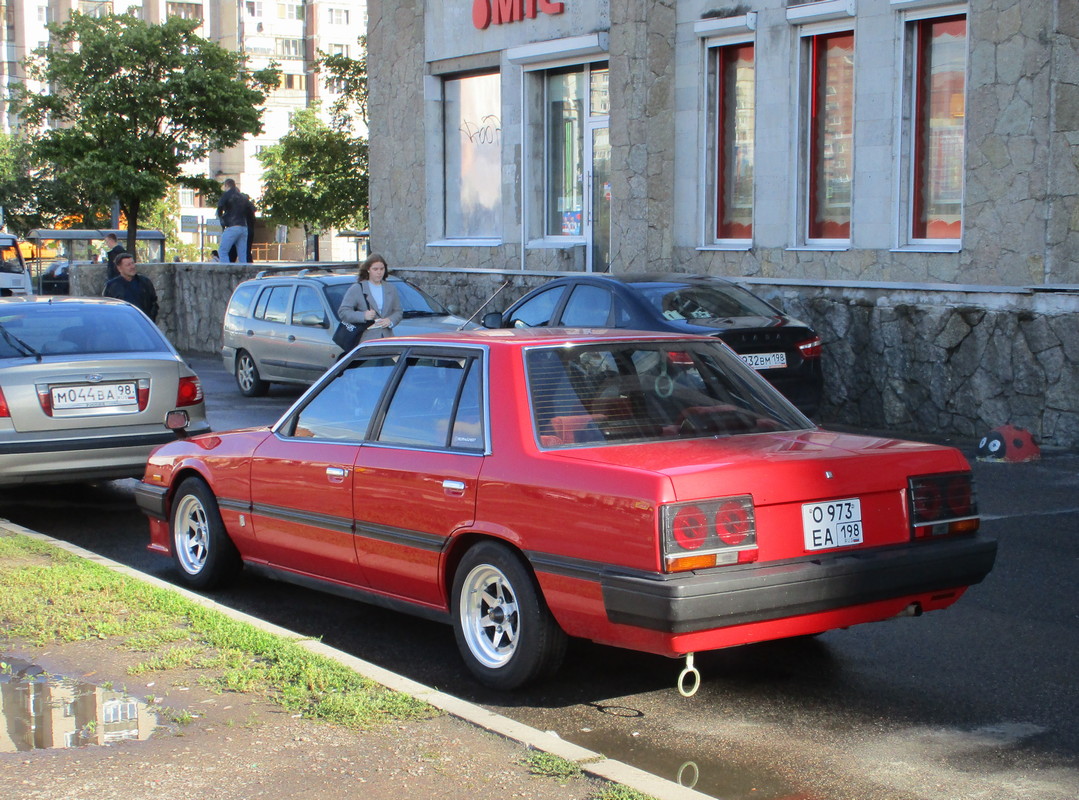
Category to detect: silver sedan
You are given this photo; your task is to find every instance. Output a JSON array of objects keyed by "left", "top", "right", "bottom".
[{"left": 0, "top": 296, "right": 209, "bottom": 485}]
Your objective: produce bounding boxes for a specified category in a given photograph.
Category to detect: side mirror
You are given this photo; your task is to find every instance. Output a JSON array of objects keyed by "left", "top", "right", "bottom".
[
  {"left": 482, "top": 311, "right": 504, "bottom": 329},
  {"left": 165, "top": 409, "right": 190, "bottom": 438}
]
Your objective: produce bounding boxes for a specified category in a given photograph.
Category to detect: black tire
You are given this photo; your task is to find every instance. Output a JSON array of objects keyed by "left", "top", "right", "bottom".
[
  {"left": 235, "top": 350, "right": 269, "bottom": 397},
  {"left": 451, "top": 541, "right": 567, "bottom": 690},
  {"left": 170, "top": 477, "right": 242, "bottom": 590}
]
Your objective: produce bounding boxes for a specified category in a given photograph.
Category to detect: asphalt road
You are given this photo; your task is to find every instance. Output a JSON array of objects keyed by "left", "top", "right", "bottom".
[{"left": 2, "top": 353, "right": 1077, "bottom": 800}]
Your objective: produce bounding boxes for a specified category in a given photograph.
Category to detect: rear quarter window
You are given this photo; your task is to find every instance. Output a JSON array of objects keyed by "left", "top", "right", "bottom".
[{"left": 225, "top": 283, "right": 259, "bottom": 318}]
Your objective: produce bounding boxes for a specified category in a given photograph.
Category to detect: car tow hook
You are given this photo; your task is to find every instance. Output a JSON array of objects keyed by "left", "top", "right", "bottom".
[{"left": 677, "top": 652, "right": 701, "bottom": 697}]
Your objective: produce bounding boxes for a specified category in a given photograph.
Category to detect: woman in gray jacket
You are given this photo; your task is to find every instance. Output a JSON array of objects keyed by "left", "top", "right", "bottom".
[{"left": 338, "top": 253, "right": 403, "bottom": 340}]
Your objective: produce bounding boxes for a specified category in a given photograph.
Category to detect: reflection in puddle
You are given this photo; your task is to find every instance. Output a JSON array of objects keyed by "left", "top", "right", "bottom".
[{"left": 0, "top": 656, "right": 159, "bottom": 752}]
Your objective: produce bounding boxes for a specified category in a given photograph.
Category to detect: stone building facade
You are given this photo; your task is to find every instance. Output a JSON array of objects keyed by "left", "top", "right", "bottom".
[{"left": 324, "top": 1, "right": 1079, "bottom": 446}]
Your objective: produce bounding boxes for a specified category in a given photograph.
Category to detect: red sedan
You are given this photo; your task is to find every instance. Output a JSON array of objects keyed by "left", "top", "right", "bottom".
[{"left": 137, "top": 329, "right": 996, "bottom": 691}]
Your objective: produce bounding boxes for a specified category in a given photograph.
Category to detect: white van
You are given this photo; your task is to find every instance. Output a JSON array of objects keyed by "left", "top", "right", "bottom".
[{"left": 0, "top": 234, "right": 33, "bottom": 296}]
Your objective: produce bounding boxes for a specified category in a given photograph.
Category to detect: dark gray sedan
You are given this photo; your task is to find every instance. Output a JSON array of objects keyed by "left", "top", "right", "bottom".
[{"left": 484, "top": 273, "right": 824, "bottom": 415}]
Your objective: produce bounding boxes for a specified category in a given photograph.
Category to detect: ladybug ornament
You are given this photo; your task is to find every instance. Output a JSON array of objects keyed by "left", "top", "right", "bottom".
[{"left": 977, "top": 424, "right": 1040, "bottom": 462}]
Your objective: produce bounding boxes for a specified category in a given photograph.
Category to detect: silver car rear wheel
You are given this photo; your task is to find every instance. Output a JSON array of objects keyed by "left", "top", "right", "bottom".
[{"left": 235, "top": 350, "right": 269, "bottom": 397}]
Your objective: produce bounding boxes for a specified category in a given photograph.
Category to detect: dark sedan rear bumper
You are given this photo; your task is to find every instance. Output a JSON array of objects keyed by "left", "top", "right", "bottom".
[{"left": 600, "top": 535, "right": 997, "bottom": 633}]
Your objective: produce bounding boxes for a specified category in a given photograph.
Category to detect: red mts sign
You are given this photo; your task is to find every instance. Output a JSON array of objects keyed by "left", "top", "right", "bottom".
[{"left": 473, "top": 0, "right": 565, "bottom": 30}]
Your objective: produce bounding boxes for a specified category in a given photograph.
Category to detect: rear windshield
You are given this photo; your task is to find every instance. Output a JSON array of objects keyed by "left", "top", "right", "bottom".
[
  {"left": 632, "top": 282, "right": 777, "bottom": 321},
  {"left": 0, "top": 303, "right": 168, "bottom": 358},
  {"left": 527, "top": 341, "right": 809, "bottom": 447}
]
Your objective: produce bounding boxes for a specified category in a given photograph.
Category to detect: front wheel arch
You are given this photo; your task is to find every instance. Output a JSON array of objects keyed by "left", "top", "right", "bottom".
[{"left": 169, "top": 476, "right": 242, "bottom": 590}]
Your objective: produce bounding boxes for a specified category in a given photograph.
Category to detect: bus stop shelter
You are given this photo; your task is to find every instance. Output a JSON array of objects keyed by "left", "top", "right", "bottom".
[{"left": 26, "top": 229, "right": 167, "bottom": 266}]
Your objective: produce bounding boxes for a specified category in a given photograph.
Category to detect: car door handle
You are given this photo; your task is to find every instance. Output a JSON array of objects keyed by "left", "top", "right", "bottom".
[
  {"left": 326, "top": 466, "right": 349, "bottom": 483},
  {"left": 442, "top": 479, "right": 466, "bottom": 495},
  {"left": 246, "top": 329, "right": 254, "bottom": 336},
  {"left": 288, "top": 335, "right": 296, "bottom": 342}
]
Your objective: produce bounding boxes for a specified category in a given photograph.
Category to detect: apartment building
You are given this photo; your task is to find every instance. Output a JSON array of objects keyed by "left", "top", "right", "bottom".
[{"left": 0, "top": 0, "right": 367, "bottom": 256}]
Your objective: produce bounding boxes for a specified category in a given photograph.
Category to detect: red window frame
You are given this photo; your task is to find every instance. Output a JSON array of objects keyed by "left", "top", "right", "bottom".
[
  {"left": 715, "top": 43, "right": 755, "bottom": 240},
  {"left": 807, "top": 31, "right": 854, "bottom": 241},
  {"left": 911, "top": 15, "right": 966, "bottom": 240}
]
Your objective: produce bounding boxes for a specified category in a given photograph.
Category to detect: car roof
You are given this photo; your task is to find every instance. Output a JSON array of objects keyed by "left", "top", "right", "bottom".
[
  {"left": 361, "top": 327, "right": 713, "bottom": 349},
  {"left": 246, "top": 268, "right": 357, "bottom": 284},
  {"left": 546, "top": 272, "right": 738, "bottom": 287},
  {"left": 0, "top": 295, "right": 131, "bottom": 308}
]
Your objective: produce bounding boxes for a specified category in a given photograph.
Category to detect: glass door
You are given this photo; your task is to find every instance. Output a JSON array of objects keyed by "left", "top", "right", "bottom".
[
  {"left": 586, "top": 125, "right": 611, "bottom": 272},
  {"left": 585, "top": 65, "right": 609, "bottom": 272}
]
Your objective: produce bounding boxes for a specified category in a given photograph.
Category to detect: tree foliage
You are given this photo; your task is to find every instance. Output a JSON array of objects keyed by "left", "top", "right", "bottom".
[
  {"left": 258, "top": 107, "right": 368, "bottom": 258},
  {"left": 10, "top": 13, "right": 278, "bottom": 251},
  {"left": 316, "top": 36, "right": 368, "bottom": 130}
]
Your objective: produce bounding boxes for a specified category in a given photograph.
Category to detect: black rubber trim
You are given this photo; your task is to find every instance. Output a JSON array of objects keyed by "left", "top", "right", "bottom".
[
  {"left": 134, "top": 482, "right": 168, "bottom": 519},
  {"left": 597, "top": 535, "right": 997, "bottom": 633}
]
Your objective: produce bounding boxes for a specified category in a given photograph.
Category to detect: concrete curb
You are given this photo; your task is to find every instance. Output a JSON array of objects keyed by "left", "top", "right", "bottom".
[{"left": 1, "top": 520, "right": 713, "bottom": 800}]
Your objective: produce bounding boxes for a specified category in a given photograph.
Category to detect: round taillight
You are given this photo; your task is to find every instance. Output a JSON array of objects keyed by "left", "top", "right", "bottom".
[
  {"left": 176, "top": 376, "right": 203, "bottom": 407},
  {"left": 672, "top": 506, "right": 708, "bottom": 550},
  {"left": 715, "top": 500, "right": 750, "bottom": 546}
]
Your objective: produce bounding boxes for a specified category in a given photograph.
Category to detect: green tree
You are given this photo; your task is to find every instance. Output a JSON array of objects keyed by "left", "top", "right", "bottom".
[
  {"left": 11, "top": 13, "right": 278, "bottom": 253},
  {"left": 316, "top": 36, "right": 368, "bottom": 129},
  {"left": 0, "top": 133, "right": 108, "bottom": 235},
  {"left": 257, "top": 107, "right": 368, "bottom": 260}
]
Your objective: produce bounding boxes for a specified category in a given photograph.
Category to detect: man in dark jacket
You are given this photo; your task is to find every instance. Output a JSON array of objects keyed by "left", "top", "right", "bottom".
[
  {"left": 216, "top": 178, "right": 251, "bottom": 264},
  {"left": 104, "top": 233, "right": 125, "bottom": 280},
  {"left": 102, "top": 252, "right": 159, "bottom": 322}
]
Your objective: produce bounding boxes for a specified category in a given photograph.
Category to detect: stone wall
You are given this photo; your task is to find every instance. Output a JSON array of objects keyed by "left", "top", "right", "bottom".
[{"left": 72, "top": 262, "right": 1079, "bottom": 449}]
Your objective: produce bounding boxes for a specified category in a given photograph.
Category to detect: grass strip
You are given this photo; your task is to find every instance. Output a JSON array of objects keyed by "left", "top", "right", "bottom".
[{"left": 0, "top": 531, "right": 433, "bottom": 729}]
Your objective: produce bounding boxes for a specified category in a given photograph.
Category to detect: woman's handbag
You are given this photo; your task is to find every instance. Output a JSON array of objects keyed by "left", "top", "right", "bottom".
[{"left": 332, "top": 319, "right": 370, "bottom": 351}]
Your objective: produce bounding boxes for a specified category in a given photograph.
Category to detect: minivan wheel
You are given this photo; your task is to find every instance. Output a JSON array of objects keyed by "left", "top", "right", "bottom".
[{"left": 235, "top": 350, "right": 269, "bottom": 397}]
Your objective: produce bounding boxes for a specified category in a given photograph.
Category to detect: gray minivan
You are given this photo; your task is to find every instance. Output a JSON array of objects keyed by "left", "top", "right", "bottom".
[{"left": 221, "top": 269, "right": 473, "bottom": 396}]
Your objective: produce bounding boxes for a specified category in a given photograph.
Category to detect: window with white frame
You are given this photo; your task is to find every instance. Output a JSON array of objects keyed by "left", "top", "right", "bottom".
[
  {"left": 802, "top": 30, "right": 854, "bottom": 242},
  {"left": 246, "top": 0, "right": 262, "bottom": 16},
  {"left": 78, "top": 0, "right": 113, "bottom": 17},
  {"left": 166, "top": 1, "right": 202, "bottom": 22},
  {"left": 280, "top": 72, "right": 306, "bottom": 91},
  {"left": 908, "top": 13, "right": 966, "bottom": 242},
  {"left": 278, "top": 1, "right": 303, "bottom": 21},
  {"left": 326, "top": 7, "right": 349, "bottom": 25},
  {"left": 705, "top": 40, "right": 755, "bottom": 242},
  {"left": 444, "top": 72, "right": 502, "bottom": 239},
  {"left": 275, "top": 37, "right": 303, "bottom": 58}
]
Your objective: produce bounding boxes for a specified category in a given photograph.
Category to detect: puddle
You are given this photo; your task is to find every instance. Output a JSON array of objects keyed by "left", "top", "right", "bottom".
[
  {"left": 568, "top": 726, "right": 809, "bottom": 800},
  {"left": 0, "top": 656, "right": 160, "bottom": 752}
]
